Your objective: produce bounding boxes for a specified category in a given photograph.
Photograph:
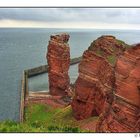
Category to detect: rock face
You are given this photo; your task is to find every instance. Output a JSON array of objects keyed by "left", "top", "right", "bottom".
[
  {"left": 47, "top": 33, "right": 70, "bottom": 96},
  {"left": 88, "top": 35, "right": 126, "bottom": 57},
  {"left": 46, "top": 33, "right": 139, "bottom": 132},
  {"left": 71, "top": 35, "right": 127, "bottom": 120},
  {"left": 97, "top": 44, "right": 140, "bottom": 132}
]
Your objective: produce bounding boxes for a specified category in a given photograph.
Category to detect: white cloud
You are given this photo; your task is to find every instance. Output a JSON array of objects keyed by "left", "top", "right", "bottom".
[
  {"left": 0, "top": 19, "right": 140, "bottom": 30},
  {"left": 0, "top": 19, "right": 48, "bottom": 28}
]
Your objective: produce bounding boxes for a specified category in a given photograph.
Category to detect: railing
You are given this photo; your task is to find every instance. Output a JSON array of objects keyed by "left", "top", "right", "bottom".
[{"left": 27, "top": 65, "right": 48, "bottom": 78}]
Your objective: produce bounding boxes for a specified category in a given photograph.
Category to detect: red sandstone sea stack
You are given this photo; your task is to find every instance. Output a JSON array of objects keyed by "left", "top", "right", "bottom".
[
  {"left": 47, "top": 33, "right": 70, "bottom": 96},
  {"left": 46, "top": 33, "right": 139, "bottom": 132},
  {"left": 71, "top": 35, "right": 128, "bottom": 120}
]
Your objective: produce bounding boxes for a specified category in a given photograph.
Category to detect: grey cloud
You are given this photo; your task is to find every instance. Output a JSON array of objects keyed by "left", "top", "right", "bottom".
[{"left": 0, "top": 8, "right": 140, "bottom": 24}]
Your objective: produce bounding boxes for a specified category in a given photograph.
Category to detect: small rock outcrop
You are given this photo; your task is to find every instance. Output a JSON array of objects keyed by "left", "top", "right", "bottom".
[
  {"left": 47, "top": 33, "right": 70, "bottom": 96},
  {"left": 71, "top": 35, "right": 128, "bottom": 120},
  {"left": 96, "top": 44, "right": 140, "bottom": 132}
]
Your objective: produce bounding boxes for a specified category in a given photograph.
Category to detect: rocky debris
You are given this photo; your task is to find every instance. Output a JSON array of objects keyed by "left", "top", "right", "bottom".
[
  {"left": 71, "top": 35, "right": 128, "bottom": 120},
  {"left": 47, "top": 33, "right": 70, "bottom": 96},
  {"left": 96, "top": 44, "right": 140, "bottom": 132}
]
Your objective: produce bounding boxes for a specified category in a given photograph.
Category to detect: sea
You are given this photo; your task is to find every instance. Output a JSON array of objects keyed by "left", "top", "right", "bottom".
[{"left": 0, "top": 28, "right": 140, "bottom": 122}]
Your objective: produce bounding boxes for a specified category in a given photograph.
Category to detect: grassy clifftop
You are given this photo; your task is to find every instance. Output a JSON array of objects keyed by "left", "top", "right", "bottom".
[{"left": 0, "top": 104, "right": 98, "bottom": 132}]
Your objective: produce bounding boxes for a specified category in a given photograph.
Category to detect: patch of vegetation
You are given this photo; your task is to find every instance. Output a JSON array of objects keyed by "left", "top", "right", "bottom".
[
  {"left": 95, "top": 49, "right": 104, "bottom": 56},
  {"left": 47, "top": 126, "right": 79, "bottom": 133},
  {"left": 107, "top": 55, "right": 117, "bottom": 65},
  {"left": 0, "top": 104, "right": 96, "bottom": 132},
  {"left": 0, "top": 120, "right": 42, "bottom": 132},
  {"left": 117, "top": 39, "right": 131, "bottom": 49}
]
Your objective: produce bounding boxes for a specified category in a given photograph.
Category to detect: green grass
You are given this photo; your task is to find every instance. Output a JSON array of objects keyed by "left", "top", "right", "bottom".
[
  {"left": 0, "top": 120, "right": 42, "bottom": 132},
  {"left": 107, "top": 55, "right": 117, "bottom": 65},
  {"left": 25, "top": 104, "right": 57, "bottom": 122},
  {"left": 95, "top": 49, "right": 104, "bottom": 56},
  {"left": 0, "top": 104, "right": 95, "bottom": 132},
  {"left": 116, "top": 39, "right": 130, "bottom": 49}
]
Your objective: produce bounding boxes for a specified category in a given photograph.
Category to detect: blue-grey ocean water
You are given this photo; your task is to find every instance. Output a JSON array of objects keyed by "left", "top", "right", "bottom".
[{"left": 0, "top": 28, "right": 140, "bottom": 121}]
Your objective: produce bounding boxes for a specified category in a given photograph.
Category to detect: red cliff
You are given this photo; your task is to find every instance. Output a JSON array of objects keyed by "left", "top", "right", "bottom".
[
  {"left": 46, "top": 33, "right": 139, "bottom": 132},
  {"left": 96, "top": 44, "right": 140, "bottom": 132},
  {"left": 71, "top": 35, "right": 128, "bottom": 120},
  {"left": 47, "top": 33, "right": 70, "bottom": 96}
]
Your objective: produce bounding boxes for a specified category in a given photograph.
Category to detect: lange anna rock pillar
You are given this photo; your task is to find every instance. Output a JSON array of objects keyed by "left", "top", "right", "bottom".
[{"left": 47, "top": 33, "right": 70, "bottom": 96}]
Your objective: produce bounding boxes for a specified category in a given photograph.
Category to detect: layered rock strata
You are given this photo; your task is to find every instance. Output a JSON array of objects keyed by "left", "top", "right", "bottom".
[
  {"left": 96, "top": 44, "right": 140, "bottom": 132},
  {"left": 47, "top": 33, "right": 70, "bottom": 96},
  {"left": 71, "top": 35, "right": 128, "bottom": 120}
]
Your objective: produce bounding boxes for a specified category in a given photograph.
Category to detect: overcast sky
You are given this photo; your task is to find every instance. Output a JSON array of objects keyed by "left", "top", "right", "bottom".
[{"left": 0, "top": 8, "right": 140, "bottom": 29}]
